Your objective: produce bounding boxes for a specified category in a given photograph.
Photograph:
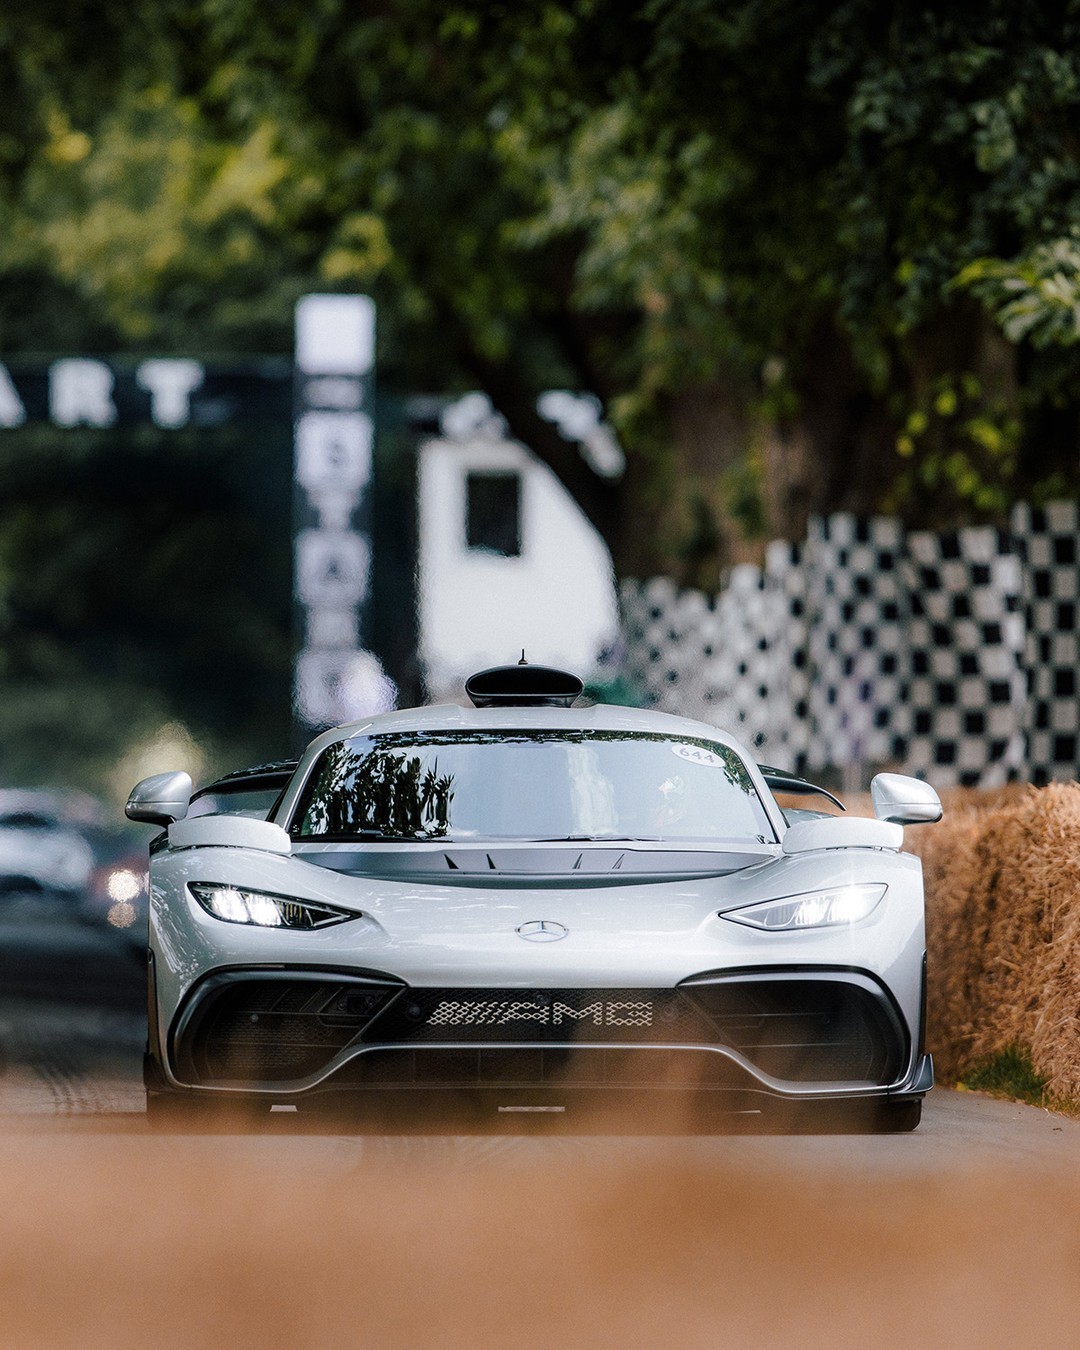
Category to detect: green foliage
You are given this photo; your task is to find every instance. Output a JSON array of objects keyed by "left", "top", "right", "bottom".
[
  {"left": 956, "top": 239, "right": 1080, "bottom": 348},
  {"left": 0, "top": 422, "right": 295, "bottom": 792},
  {"left": 6, "top": 5, "right": 1080, "bottom": 444},
  {"left": 961, "top": 1045, "right": 1049, "bottom": 1106},
  {"left": 887, "top": 371, "right": 1022, "bottom": 520},
  {"left": 0, "top": 1, "right": 1079, "bottom": 790},
  {"left": 581, "top": 675, "right": 644, "bottom": 709},
  {"left": 7, "top": 86, "right": 334, "bottom": 352},
  {"left": 7, "top": 3, "right": 1080, "bottom": 392}
]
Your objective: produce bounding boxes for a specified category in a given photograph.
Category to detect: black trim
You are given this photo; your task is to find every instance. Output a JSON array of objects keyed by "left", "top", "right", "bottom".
[
  {"left": 464, "top": 664, "right": 584, "bottom": 708},
  {"left": 679, "top": 964, "right": 911, "bottom": 1077},
  {"left": 758, "top": 766, "right": 845, "bottom": 811},
  {"left": 165, "top": 963, "right": 914, "bottom": 1100},
  {"left": 145, "top": 947, "right": 162, "bottom": 1087},
  {"left": 907, "top": 1053, "right": 934, "bottom": 1095},
  {"left": 168, "top": 965, "right": 406, "bottom": 1086},
  {"left": 918, "top": 952, "right": 928, "bottom": 1057},
  {"left": 678, "top": 966, "right": 908, "bottom": 1087},
  {"left": 191, "top": 761, "right": 299, "bottom": 803}
]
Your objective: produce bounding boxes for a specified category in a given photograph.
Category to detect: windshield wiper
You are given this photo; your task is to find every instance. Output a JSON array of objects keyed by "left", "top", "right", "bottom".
[{"left": 531, "top": 834, "right": 665, "bottom": 842}]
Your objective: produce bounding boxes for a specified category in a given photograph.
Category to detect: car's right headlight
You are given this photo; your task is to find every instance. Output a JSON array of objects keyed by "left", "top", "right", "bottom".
[
  {"left": 722, "top": 883, "right": 887, "bottom": 931},
  {"left": 189, "top": 883, "right": 357, "bottom": 930}
]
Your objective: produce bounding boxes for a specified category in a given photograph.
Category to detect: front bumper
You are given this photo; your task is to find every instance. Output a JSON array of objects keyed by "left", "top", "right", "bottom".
[{"left": 152, "top": 963, "right": 931, "bottom": 1107}]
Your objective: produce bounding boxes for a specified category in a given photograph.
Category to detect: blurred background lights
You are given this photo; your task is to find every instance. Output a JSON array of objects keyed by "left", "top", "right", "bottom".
[
  {"left": 105, "top": 868, "right": 143, "bottom": 903},
  {"left": 109, "top": 722, "right": 208, "bottom": 808}
]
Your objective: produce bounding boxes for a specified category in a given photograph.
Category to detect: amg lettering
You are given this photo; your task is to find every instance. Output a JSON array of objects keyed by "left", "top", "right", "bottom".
[
  {"left": 428, "top": 1000, "right": 655, "bottom": 1029},
  {"left": 605, "top": 1001, "right": 653, "bottom": 1027},
  {"left": 429, "top": 1001, "right": 548, "bottom": 1028},
  {"left": 551, "top": 1002, "right": 603, "bottom": 1026}
]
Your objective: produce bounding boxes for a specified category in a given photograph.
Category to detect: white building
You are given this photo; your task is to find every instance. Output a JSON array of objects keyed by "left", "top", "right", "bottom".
[{"left": 417, "top": 393, "right": 619, "bottom": 700}]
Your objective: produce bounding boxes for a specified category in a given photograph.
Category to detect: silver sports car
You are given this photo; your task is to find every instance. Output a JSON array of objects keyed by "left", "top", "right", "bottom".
[{"left": 129, "top": 664, "right": 941, "bottom": 1131}]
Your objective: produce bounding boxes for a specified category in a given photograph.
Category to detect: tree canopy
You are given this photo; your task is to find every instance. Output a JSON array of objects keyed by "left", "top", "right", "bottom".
[
  {"left": 1, "top": 1, "right": 1080, "bottom": 783},
  {"left": 5, "top": 2, "right": 1080, "bottom": 574}
]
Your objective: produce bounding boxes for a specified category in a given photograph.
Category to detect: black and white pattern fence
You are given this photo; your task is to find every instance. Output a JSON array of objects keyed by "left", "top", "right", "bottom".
[
  {"left": 619, "top": 501, "right": 1080, "bottom": 788},
  {"left": 901, "top": 526, "right": 1027, "bottom": 787},
  {"left": 1014, "top": 500, "right": 1080, "bottom": 785},
  {"left": 802, "top": 514, "right": 907, "bottom": 771},
  {"left": 620, "top": 548, "right": 808, "bottom": 765}
]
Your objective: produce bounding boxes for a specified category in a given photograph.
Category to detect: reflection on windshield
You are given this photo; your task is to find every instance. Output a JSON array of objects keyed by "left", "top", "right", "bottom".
[
  {"left": 298, "top": 742, "right": 454, "bottom": 838},
  {"left": 291, "top": 731, "right": 774, "bottom": 844}
]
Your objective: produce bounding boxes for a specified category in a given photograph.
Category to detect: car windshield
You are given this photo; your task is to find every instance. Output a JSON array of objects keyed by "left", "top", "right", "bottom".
[{"left": 289, "top": 730, "right": 775, "bottom": 844}]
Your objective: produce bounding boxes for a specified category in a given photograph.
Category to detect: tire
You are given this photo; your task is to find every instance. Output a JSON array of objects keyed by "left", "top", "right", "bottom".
[
  {"left": 145, "top": 1090, "right": 268, "bottom": 1132},
  {"left": 873, "top": 1098, "right": 922, "bottom": 1133},
  {"left": 767, "top": 1097, "right": 922, "bottom": 1134},
  {"left": 822, "top": 1098, "right": 923, "bottom": 1134}
]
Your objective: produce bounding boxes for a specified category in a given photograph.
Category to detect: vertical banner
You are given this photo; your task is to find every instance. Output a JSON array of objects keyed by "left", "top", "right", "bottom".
[{"left": 293, "top": 294, "right": 395, "bottom": 733}]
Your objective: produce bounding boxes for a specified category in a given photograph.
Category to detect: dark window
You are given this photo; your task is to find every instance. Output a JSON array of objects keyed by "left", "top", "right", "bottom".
[{"left": 466, "top": 472, "right": 521, "bottom": 556}]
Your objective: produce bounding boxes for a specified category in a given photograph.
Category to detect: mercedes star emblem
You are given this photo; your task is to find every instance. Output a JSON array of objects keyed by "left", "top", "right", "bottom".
[{"left": 516, "top": 920, "right": 569, "bottom": 942}]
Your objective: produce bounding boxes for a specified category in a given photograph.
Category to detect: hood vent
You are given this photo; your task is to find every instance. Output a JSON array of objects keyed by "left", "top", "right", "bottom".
[{"left": 294, "top": 843, "right": 774, "bottom": 883}]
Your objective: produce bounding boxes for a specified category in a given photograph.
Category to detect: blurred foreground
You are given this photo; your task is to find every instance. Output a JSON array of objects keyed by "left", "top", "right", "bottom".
[
  {"left": 0, "top": 1091, "right": 1076, "bottom": 1348},
  {"left": 3, "top": 814, "right": 1080, "bottom": 1347}
]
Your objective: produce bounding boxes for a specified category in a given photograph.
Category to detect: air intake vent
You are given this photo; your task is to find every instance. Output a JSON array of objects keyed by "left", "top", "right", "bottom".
[
  {"left": 465, "top": 664, "right": 584, "bottom": 708},
  {"left": 175, "top": 974, "right": 402, "bottom": 1086},
  {"left": 682, "top": 978, "right": 900, "bottom": 1084}
]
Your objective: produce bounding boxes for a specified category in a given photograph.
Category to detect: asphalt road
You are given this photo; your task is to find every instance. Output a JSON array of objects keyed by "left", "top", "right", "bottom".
[
  {"left": 1, "top": 899, "right": 1080, "bottom": 1347},
  {"left": 0, "top": 894, "right": 144, "bottom": 1117}
]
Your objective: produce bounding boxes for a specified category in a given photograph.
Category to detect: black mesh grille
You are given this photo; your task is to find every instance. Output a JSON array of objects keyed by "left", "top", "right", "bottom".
[
  {"left": 340, "top": 1047, "right": 747, "bottom": 1089},
  {"left": 683, "top": 979, "right": 900, "bottom": 1083},
  {"left": 179, "top": 978, "right": 397, "bottom": 1084},
  {"left": 177, "top": 975, "right": 903, "bottom": 1090},
  {"left": 364, "top": 988, "right": 712, "bottom": 1045}
]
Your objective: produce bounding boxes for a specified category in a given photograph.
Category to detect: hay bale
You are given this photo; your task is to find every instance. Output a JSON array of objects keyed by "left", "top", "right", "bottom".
[{"left": 908, "top": 783, "right": 1080, "bottom": 1098}]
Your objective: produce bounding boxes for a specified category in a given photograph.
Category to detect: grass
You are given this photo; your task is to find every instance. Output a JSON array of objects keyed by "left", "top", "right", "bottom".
[{"left": 959, "top": 1045, "right": 1050, "bottom": 1107}]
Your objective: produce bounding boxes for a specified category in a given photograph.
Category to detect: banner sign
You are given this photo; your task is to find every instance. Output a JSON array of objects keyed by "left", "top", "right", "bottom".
[
  {"left": 1, "top": 313, "right": 399, "bottom": 729},
  {"left": 292, "top": 294, "right": 395, "bottom": 730},
  {"left": 0, "top": 356, "right": 290, "bottom": 429}
]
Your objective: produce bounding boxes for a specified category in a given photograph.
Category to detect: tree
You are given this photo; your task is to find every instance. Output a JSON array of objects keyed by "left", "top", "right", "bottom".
[
  {"left": 0, "top": 418, "right": 295, "bottom": 788},
  {"left": 3, "top": 0, "right": 1080, "bottom": 588}
]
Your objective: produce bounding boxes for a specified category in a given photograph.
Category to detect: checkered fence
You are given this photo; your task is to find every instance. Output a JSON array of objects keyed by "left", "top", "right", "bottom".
[
  {"left": 1012, "top": 501, "right": 1080, "bottom": 785},
  {"left": 618, "top": 502, "right": 1080, "bottom": 788}
]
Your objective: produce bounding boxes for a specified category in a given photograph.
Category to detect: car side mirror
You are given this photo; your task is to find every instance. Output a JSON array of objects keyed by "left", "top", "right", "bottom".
[
  {"left": 870, "top": 773, "right": 942, "bottom": 826},
  {"left": 125, "top": 771, "right": 193, "bottom": 827}
]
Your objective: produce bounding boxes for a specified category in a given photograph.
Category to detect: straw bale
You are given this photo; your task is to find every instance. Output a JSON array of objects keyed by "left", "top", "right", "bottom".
[{"left": 907, "top": 782, "right": 1080, "bottom": 1098}]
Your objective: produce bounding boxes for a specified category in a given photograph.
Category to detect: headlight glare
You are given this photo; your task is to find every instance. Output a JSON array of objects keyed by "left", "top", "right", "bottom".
[
  {"left": 189, "top": 883, "right": 356, "bottom": 930},
  {"left": 724, "top": 883, "right": 887, "bottom": 931}
]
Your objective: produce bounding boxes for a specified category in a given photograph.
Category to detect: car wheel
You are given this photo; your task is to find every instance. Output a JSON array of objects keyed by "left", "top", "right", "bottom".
[
  {"left": 820, "top": 1099, "right": 923, "bottom": 1134},
  {"left": 872, "top": 1098, "right": 922, "bottom": 1133},
  {"left": 767, "top": 1098, "right": 923, "bottom": 1134},
  {"left": 145, "top": 1091, "right": 268, "bottom": 1132}
]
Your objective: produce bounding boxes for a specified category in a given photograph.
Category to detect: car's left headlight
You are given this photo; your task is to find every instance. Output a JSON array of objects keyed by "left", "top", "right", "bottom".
[
  {"left": 722, "top": 883, "right": 887, "bottom": 931},
  {"left": 189, "top": 883, "right": 357, "bottom": 930}
]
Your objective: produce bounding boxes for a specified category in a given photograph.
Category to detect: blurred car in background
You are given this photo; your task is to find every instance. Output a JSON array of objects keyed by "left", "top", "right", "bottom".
[
  {"left": 0, "top": 791, "right": 96, "bottom": 899},
  {"left": 81, "top": 844, "right": 150, "bottom": 946}
]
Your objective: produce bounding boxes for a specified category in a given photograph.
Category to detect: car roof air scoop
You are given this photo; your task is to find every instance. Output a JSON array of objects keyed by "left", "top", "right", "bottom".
[{"left": 465, "top": 661, "right": 584, "bottom": 708}]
